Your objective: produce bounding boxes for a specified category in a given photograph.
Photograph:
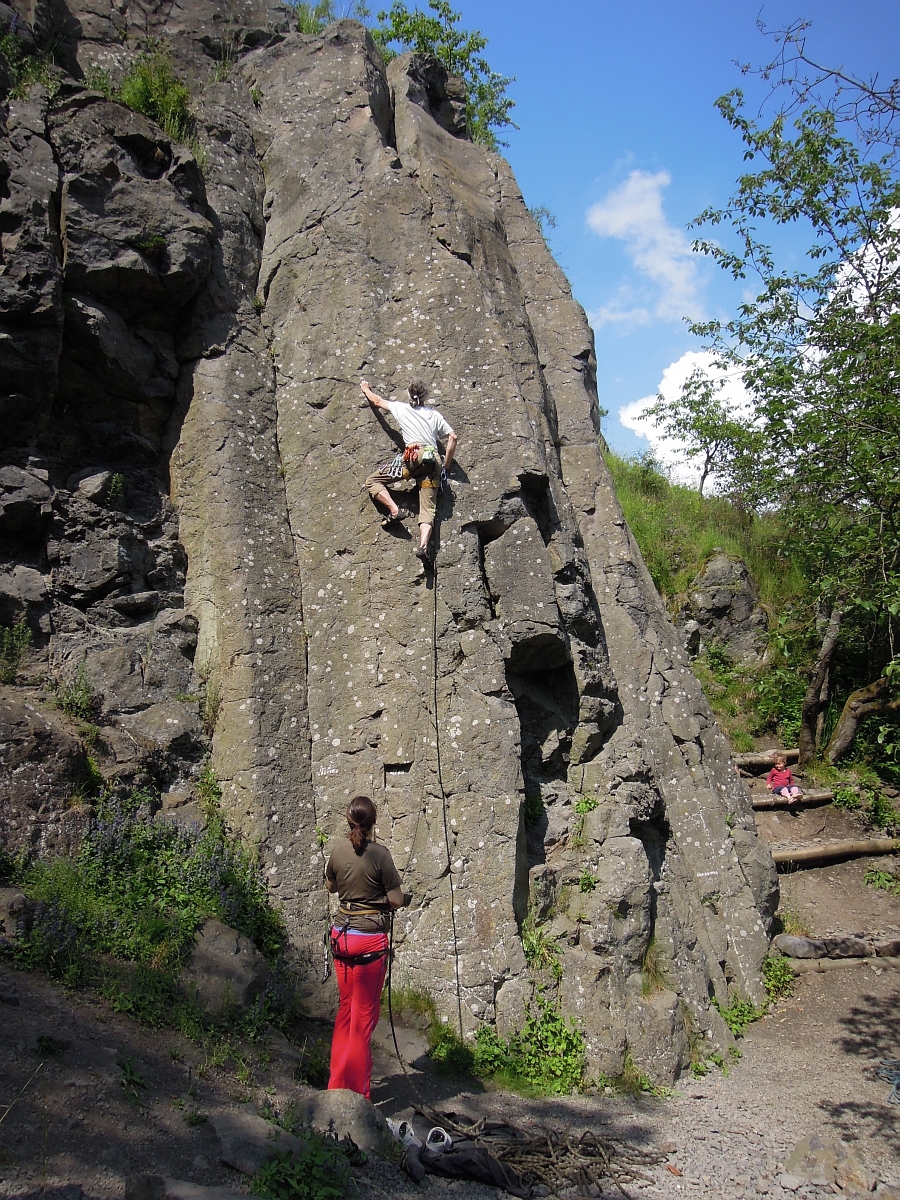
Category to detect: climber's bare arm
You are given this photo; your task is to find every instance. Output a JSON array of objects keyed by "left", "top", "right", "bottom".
[
  {"left": 361, "top": 380, "right": 390, "bottom": 411},
  {"left": 444, "top": 431, "right": 458, "bottom": 470}
]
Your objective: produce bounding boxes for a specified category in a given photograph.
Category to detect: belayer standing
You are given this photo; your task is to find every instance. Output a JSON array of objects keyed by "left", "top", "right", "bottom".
[
  {"left": 326, "top": 795, "right": 410, "bottom": 1099},
  {"left": 361, "top": 378, "right": 458, "bottom": 563}
]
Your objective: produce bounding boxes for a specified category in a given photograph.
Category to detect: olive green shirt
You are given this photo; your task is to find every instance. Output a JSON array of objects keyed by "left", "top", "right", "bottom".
[{"left": 326, "top": 839, "right": 402, "bottom": 933}]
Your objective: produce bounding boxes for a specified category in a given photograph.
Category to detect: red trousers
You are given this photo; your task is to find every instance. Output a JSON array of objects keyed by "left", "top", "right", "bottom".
[{"left": 327, "top": 929, "right": 389, "bottom": 1099}]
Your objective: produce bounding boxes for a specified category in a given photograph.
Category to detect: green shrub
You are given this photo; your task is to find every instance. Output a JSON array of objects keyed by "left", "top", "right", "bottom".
[
  {"left": 864, "top": 866, "right": 900, "bottom": 895},
  {"left": 712, "top": 993, "right": 762, "bottom": 1037},
  {"left": 55, "top": 663, "right": 100, "bottom": 722},
  {"left": 574, "top": 795, "right": 599, "bottom": 815},
  {"left": 118, "top": 49, "right": 193, "bottom": 143},
  {"left": 471, "top": 994, "right": 586, "bottom": 1096},
  {"left": 578, "top": 869, "right": 597, "bottom": 894},
  {"left": 0, "top": 621, "right": 32, "bottom": 684},
  {"left": 251, "top": 1140, "right": 352, "bottom": 1200},
  {"left": 832, "top": 784, "right": 861, "bottom": 810},
  {"left": 762, "top": 954, "right": 794, "bottom": 1004},
  {"left": 3, "top": 779, "right": 292, "bottom": 1030}
]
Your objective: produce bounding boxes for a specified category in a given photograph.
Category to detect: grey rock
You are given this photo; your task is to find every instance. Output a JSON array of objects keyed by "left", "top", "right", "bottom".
[
  {"left": 676, "top": 553, "right": 769, "bottom": 662},
  {"left": 626, "top": 988, "right": 688, "bottom": 1086},
  {"left": 776, "top": 1175, "right": 804, "bottom": 1192},
  {"left": 125, "top": 1171, "right": 263, "bottom": 1199},
  {"left": 820, "top": 936, "right": 870, "bottom": 958},
  {"left": 181, "top": 919, "right": 269, "bottom": 1014},
  {"left": 0, "top": 466, "right": 52, "bottom": 538},
  {"left": 874, "top": 938, "right": 900, "bottom": 957},
  {"left": 295, "top": 1087, "right": 393, "bottom": 1156},
  {"left": 209, "top": 1110, "right": 307, "bottom": 1176},
  {"left": 0, "top": 693, "right": 93, "bottom": 858},
  {"left": 76, "top": 471, "right": 114, "bottom": 503},
  {"left": 0, "top": 564, "right": 51, "bottom": 629},
  {"left": 773, "top": 935, "right": 827, "bottom": 959},
  {"left": 0, "top": 8, "right": 776, "bottom": 1074}
]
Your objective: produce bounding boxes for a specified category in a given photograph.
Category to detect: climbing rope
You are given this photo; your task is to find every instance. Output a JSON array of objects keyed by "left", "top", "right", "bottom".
[{"left": 429, "top": 559, "right": 465, "bottom": 1039}]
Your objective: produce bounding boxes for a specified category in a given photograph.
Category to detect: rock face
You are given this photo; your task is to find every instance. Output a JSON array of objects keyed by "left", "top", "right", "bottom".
[{"left": 0, "top": 3, "right": 776, "bottom": 1082}]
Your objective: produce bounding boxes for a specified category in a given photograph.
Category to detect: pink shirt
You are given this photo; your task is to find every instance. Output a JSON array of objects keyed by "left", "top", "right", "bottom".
[{"left": 766, "top": 766, "right": 794, "bottom": 789}]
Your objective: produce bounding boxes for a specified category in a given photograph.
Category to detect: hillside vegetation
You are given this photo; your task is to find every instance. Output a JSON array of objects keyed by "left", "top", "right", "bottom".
[{"left": 607, "top": 452, "right": 900, "bottom": 802}]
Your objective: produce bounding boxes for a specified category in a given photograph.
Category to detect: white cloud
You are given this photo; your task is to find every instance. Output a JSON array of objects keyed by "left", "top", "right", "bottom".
[
  {"left": 618, "top": 350, "right": 751, "bottom": 489},
  {"left": 586, "top": 170, "right": 704, "bottom": 326}
]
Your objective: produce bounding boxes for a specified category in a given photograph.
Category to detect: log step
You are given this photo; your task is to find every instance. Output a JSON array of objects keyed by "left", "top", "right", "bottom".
[
  {"left": 734, "top": 748, "right": 799, "bottom": 771},
  {"left": 752, "top": 788, "right": 833, "bottom": 811},
  {"left": 771, "top": 837, "right": 900, "bottom": 866}
]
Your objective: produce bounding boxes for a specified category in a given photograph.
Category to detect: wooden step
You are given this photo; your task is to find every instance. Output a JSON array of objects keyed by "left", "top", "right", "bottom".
[
  {"left": 771, "top": 837, "right": 900, "bottom": 866},
  {"left": 734, "top": 748, "right": 799, "bottom": 771},
  {"left": 752, "top": 789, "right": 833, "bottom": 811}
]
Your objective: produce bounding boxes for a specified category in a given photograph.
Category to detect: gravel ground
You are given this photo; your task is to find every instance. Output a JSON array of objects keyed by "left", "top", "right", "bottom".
[
  {"left": 1, "top": 953, "right": 898, "bottom": 1200},
  {"left": 365, "top": 963, "right": 900, "bottom": 1200}
]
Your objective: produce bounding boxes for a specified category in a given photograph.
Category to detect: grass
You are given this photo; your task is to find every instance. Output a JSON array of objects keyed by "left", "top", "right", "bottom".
[
  {"left": 641, "top": 936, "right": 670, "bottom": 996},
  {"left": 777, "top": 908, "right": 812, "bottom": 937},
  {"left": 606, "top": 451, "right": 803, "bottom": 612},
  {"left": 615, "top": 1048, "right": 673, "bottom": 1098},
  {"left": 118, "top": 48, "right": 194, "bottom": 143},
  {"left": 0, "top": 32, "right": 60, "bottom": 99},
  {"left": 0, "top": 621, "right": 32, "bottom": 684},
  {"left": 54, "top": 662, "right": 100, "bottom": 723},
  {"left": 520, "top": 910, "right": 562, "bottom": 979}
]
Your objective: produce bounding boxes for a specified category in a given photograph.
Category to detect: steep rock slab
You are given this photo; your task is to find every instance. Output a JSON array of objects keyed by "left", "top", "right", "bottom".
[
  {"left": 168, "top": 56, "right": 320, "bottom": 966},
  {"left": 494, "top": 157, "right": 777, "bottom": 1025}
]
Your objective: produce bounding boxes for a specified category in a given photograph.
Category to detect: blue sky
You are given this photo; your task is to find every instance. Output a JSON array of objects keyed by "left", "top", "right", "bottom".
[{"left": 444, "top": 0, "right": 899, "bottom": 462}]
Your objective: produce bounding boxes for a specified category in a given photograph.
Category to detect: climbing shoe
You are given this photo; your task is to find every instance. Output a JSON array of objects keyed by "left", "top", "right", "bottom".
[
  {"left": 381, "top": 506, "right": 411, "bottom": 528},
  {"left": 414, "top": 546, "right": 431, "bottom": 563}
]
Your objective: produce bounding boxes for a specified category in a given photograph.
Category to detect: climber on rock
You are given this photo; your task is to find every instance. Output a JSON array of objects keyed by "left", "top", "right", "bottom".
[{"left": 361, "top": 377, "right": 457, "bottom": 563}]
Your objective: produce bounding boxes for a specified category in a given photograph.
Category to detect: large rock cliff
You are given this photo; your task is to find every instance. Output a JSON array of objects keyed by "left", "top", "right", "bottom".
[{"left": 0, "top": 1, "right": 777, "bottom": 1083}]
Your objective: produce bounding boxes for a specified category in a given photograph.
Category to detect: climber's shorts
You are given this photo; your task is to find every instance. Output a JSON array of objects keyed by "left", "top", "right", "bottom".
[{"left": 366, "top": 446, "right": 439, "bottom": 526}]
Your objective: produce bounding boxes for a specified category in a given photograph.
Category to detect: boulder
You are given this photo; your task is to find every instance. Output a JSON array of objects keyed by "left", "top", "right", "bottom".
[
  {"left": 295, "top": 1087, "right": 393, "bottom": 1157},
  {"left": 0, "top": 888, "right": 30, "bottom": 943},
  {"left": 0, "top": 564, "right": 51, "bottom": 629},
  {"left": 0, "top": 466, "right": 52, "bottom": 538},
  {"left": 772, "top": 935, "right": 828, "bottom": 959},
  {"left": 181, "top": 919, "right": 270, "bottom": 1014},
  {"left": 208, "top": 1110, "right": 307, "bottom": 1176},
  {"left": 785, "top": 1133, "right": 876, "bottom": 1193},
  {"left": 676, "top": 553, "right": 769, "bottom": 662},
  {"left": 0, "top": 692, "right": 92, "bottom": 858}
]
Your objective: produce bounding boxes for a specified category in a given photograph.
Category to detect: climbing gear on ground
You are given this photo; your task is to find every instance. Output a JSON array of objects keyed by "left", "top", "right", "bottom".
[
  {"left": 877, "top": 1059, "right": 900, "bottom": 1103},
  {"left": 426, "top": 1127, "right": 453, "bottom": 1154},
  {"left": 386, "top": 1119, "right": 422, "bottom": 1149},
  {"left": 381, "top": 505, "right": 411, "bottom": 528}
]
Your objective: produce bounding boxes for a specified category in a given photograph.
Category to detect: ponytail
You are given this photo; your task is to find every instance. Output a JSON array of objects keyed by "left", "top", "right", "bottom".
[{"left": 346, "top": 795, "right": 377, "bottom": 855}]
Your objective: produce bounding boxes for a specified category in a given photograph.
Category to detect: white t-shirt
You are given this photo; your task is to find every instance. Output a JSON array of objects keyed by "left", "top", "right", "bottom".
[{"left": 387, "top": 400, "right": 454, "bottom": 447}]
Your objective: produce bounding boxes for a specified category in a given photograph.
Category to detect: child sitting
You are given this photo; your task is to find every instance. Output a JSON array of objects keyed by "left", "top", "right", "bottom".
[{"left": 765, "top": 754, "right": 803, "bottom": 804}]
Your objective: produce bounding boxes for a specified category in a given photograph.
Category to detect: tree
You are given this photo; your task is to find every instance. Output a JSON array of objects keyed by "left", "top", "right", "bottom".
[
  {"left": 372, "top": 0, "right": 516, "bottom": 149},
  {"left": 670, "top": 26, "right": 900, "bottom": 761},
  {"left": 645, "top": 367, "right": 755, "bottom": 497}
]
